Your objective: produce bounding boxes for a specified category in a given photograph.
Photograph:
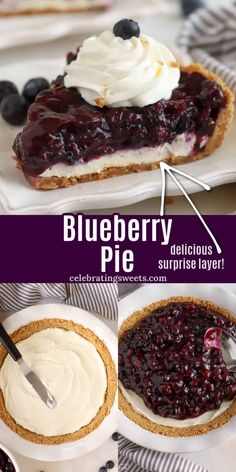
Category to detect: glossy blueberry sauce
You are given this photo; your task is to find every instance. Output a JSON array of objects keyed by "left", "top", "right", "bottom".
[
  {"left": 13, "top": 70, "right": 226, "bottom": 177},
  {"left": 118, "top": 302, "right": 236, "bottom": 420}
]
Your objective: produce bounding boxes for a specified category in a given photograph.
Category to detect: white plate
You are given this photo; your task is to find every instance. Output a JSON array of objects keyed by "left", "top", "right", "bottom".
[
  {"left": 118, "top": 283, "right": 236, "bottom": 453},
  {"left": 0, "top": 59, "right": 236, "bottom": 215},
  {"left": 0, "top": 303, "right": 117, "bottom": 461},
  {"left": 0, "top": 0, "right": 169, "bottom": 50}
]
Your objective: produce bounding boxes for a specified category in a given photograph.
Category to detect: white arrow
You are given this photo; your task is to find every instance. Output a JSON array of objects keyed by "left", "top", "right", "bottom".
[{"left": 159, "top": 162, "right": 222, "bottom": 254}]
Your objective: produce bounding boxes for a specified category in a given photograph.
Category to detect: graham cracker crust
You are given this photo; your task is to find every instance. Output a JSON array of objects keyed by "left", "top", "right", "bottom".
[
  {"left": 119, "top": 296, "right": 236, "bottom": 437},
  {"left": 0, "top": 318, "right": 117, "bottom": 445},
  {"left": 18, "top": 63, "right": 234, "bottom": 190}
]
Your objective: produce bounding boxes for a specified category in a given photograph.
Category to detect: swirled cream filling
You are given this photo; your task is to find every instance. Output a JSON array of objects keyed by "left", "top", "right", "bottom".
[{"left": 0, "top": 328, "right": 107, "bottom": 436}]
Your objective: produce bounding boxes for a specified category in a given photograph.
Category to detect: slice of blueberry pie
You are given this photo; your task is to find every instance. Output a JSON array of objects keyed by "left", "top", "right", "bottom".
[
  {"left": 0, "top": 0, "right": 110, "bottom": 15},
  {"left": 13, "top": 19, "right": 234, "bottom": 189},
  {"left": 119, "top": 297, "right": 236, "bottom": 437}
]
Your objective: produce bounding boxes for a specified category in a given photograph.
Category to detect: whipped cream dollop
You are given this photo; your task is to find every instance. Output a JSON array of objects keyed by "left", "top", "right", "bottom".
[
  {"left": 64, "top": 31, "right": 180, "bottom": 108},
  {"left": 0, "top": 328, "right": 107, "bottom": 436}
]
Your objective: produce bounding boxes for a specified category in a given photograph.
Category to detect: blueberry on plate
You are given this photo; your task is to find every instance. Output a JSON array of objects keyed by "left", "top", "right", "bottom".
[
  {"left": 112, "top": 432, "right": 118, "bottom": 441},
  {"left": 0, "top": 80, "right": 18, "bottom": 105},
  {"left": 23, "top": 77, "right": 50, "bottom": 103},
  {"left": 181, "top": 0, "right": 205, "bottom": 17},
  {"left": 106, "top": 460, "right": 115, "bottom": 469},
  {"left": 99, "top": 467, "right": 107, "bottom": 472},
  {"left": 1, "top": 94, "right": 29, "bottom": 126},
  {"left": 113, "top": 19, "right": 140, "bottom": 40}
]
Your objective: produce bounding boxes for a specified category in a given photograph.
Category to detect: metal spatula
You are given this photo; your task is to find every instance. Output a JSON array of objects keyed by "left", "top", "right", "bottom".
[{"left": 0, "top": 323, "right": 57, "bottom": 409}]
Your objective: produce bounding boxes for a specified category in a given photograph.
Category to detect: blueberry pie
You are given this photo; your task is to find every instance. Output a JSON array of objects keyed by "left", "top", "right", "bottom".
[
  {"left": 119, "top": 297, "right": 236, "bottom": 436},
  {"left": 13, "top": 19, "right": 234, "bottom": 189},
  {"left": 0, "top": 0, "right": 110, "bottom": 15},
  {"left": 0, "top": 319, "right": 116, "bottom": 444}
]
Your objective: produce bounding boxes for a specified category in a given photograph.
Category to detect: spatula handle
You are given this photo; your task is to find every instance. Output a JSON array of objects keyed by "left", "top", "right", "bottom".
[{"left": 0, "top": 323, "right": 22, "bottom": 361}]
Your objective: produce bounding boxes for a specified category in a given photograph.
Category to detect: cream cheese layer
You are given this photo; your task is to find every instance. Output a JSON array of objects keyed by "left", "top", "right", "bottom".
[{"left": 0, "top": 328, "right": 107, "bottom": 436}]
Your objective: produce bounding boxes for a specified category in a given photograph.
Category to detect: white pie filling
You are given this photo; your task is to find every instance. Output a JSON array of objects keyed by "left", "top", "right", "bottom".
[
  {"left": 41, "top": 133, "right": 197, "bottom": 178},
  {"left": 119, "top": 345, "right": 234, "bottom": 428},
  {"left": 0, "top": 0, "right": 109, "bottom": 13},
  {"left": 0, "top": 328, "right": 107, "bottom": 436}
]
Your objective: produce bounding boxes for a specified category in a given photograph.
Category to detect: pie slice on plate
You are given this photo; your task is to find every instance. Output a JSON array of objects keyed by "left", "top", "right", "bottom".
[
  {"left": 0, "top": 0, "right": 110, "bottom": 15},
  {"left": 13, "top": 20, "right": 234, "bottom": 190}
]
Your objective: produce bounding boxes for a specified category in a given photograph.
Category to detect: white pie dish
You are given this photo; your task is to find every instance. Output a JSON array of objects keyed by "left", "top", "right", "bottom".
[
  {"left": 118, "top": 283, "right": 236, "bottom": 452},
  {"left": 0, "top": 442, "right": 21, "bottom": 472},
  {"left": 0, "top": 303, "right": 117, "bottom": 461}
]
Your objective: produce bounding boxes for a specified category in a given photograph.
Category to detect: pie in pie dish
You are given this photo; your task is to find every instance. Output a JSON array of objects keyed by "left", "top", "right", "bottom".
[
  {"left": 118, "top": 296, "right": 236, "bottom": 437},
  {"left": 0, "top": 319, "right": 117, "bottom": 444},
  {"left": 13, "top": 20, "right": 234, "bottom": 189},
  {"left": 0, "top": 0, "right": 110, "bottom": 15}
]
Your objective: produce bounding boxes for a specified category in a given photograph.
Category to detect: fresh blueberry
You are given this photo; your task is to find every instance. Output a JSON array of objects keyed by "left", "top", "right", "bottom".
[
  {"left": 1, "top": 94, "right": 28, "bottom": 126},
  {"left": 113, "top": 19, "right": 140, "bottom": 40},
  {"left": 181, "top": 0, "right": 205, "bottom": 17},
  {"left": 23, "top": 77, "right": 50, "bottom": 103},
  {"left": 106, "top": 461, "right": 115, "bottom": 469},
  {"left": 0, "top": 80, "right": 18, "bottom": 105},
  {"left": 112, "top": 432, "right": 118, "bottom": 441},
  {"left": 99, "top": 468, "right": 107, "bottom": 472}
]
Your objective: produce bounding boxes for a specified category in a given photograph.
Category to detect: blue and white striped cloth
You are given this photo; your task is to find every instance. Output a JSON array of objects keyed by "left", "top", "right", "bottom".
[
  {"left": 178, "top": 4, "right": 236, "bottom": 95},
  {"left": 0, "top": 283, "right": 118, "bottom": 320},
  {"left": 119, "top": 436, "right": 207, "bottom": 472}
]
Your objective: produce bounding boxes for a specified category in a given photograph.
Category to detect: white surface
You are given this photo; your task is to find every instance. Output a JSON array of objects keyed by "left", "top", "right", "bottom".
[
  {"left": 84, "top": 183, "right": 236, "bottom": 215},
  {"left": 0, "top": 304, "right": 117, "bottom": 462},
  {"left": 118, "top": 284, "right": 236, "bottom": 453},
  {"left": 0, "top": 0, "right": 171, "bottom": 50}
]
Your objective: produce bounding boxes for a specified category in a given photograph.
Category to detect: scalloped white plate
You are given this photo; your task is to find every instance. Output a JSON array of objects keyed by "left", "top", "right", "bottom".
[
  {"left": 0, "top": 59, "right": 236, "bottom": 215},
  {"left": 118, "top": 284, "right": 236, "bottom": 453},
  {"left": 0, "top": 303, "right": 117, "bottom": 461}
]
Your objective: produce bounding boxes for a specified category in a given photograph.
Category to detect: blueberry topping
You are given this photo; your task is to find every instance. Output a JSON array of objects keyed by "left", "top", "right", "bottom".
[
  {"left": 23, "top": 77, "right": 50, "bottom": 104},
  {"left": 0, "top": 80, "right": 18, "bottom": 105},
  {"left": 113, "top": 19, "right": 140, "bottom": 40},
  {"left": 1, "top": 94, "right": 28, "bottom": 126},
  {"left": 13, "top": 71, "right": 226, "bottom": 176},
  {"left": 0, "top": 450, "right": 15, "bottom": 472},
  {"left": 181, "top": 0, "right": 205, "bottom": 17},
  {"left": 99, "top": 468, "right": 107, "bottom": 472},
  {"left": 106, "top": 461, "right": 115, "bottom": 469},
  {"left": 112, "top": 432, "right": 118, "bottom": 441},
  {"left": 119, "top": 302, "right": 236, "bottom": 420}
]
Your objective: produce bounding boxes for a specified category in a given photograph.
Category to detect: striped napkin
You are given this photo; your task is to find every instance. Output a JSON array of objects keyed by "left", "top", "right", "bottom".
[
  {"left": 0, "top": 283, "right": 118, "bottom": 320},
  {"left": 119, "top": 436, "right": 207, "bottom": 472},
  {"left": 178, "top": 4, "right": 236, "bottom": 94}
]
